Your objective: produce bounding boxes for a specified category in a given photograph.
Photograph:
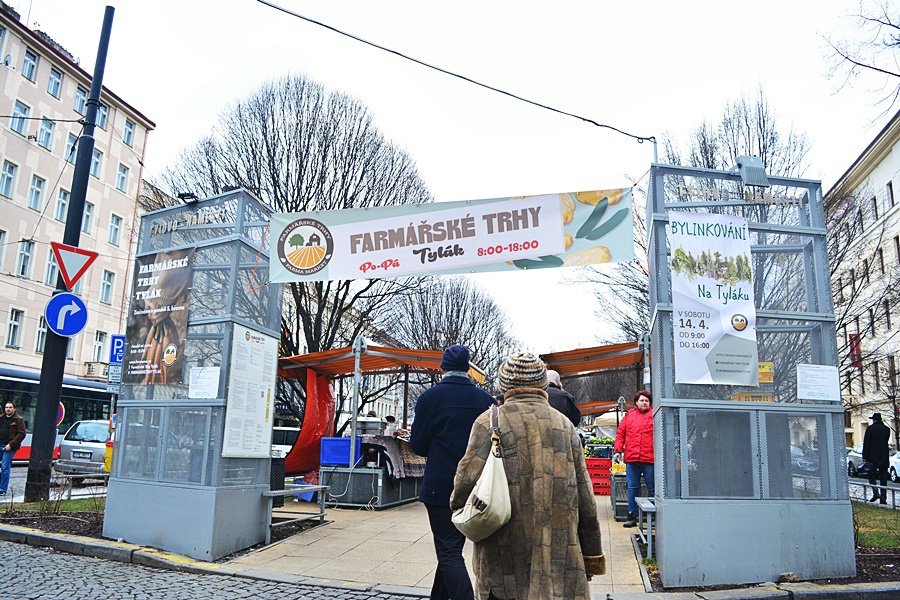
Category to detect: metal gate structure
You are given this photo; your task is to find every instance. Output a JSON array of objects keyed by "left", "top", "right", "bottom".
[{"left": 646, "top": 163, "right": 855, "bottom": 586}]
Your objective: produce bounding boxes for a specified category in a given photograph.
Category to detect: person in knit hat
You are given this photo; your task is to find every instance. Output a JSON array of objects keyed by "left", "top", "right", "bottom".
[
  {"left": 452, "top": 352, "right": 605, "bottom": 600},
  {"left": 410, "top": 344, "right": 493, "bottom": 600}
]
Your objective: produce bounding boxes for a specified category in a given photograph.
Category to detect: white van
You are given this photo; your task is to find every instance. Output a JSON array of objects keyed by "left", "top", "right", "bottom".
[{"left": 271, "top": 427, "right": 300, "bottom": 458}]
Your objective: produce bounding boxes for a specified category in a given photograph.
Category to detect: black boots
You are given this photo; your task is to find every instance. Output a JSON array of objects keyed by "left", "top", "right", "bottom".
[{"left": 623, "top": 514, "right": 637, "bottom": 528}]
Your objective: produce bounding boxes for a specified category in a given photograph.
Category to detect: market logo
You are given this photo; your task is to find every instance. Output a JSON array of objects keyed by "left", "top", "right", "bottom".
[
  {"left": 731, "top": 314, "right": 748, "bottom": 332},
  {"left": 277, "top": 218, "right": 334, "bottom": 276},
  {"left": 162, "top": 343, "right": 178, "bottom": 367}
]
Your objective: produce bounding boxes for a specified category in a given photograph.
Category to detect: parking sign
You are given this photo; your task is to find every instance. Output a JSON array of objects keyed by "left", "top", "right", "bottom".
[{"left": 109, "top": 334, "right": 126, "bottom": 365}]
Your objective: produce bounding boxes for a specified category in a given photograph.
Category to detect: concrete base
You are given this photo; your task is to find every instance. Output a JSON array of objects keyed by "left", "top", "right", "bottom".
[
  {"left": 657, "top": 499, "right": 856, "bottom": 588},
  {"left": 103, "top": 478, "right": 268, "bottom": 561}
]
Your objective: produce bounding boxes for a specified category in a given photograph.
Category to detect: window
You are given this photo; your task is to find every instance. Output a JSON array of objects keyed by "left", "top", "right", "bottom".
[
  {"left": 74, "top": 86, "right": 87, "bottom": 114},
  {"left": 10, "top": 100, "right": 29, "bottom": 134},
  {"left": 37, "top": 117, "right": 53, "bottom": 149},
  {"left": 90, "top": 148, "right": 103, "bottom": 178},
  {"left": 35, "top": 316, "right": 46, "bottom": 353},
  {"left": 0, "top": 160, "right": 17, "bottom": 197},
  {"left": 97, "top": 103, "right": 108, "bottom": 129},
  {"left": 889, "top": 356, "right": 898, "bottom": 388},
  {"left": 872, "top": 197, "right": 879, "bottom": 221},
  {"left": 836, "top": 276, "right": 844, "bottom": 303},
  {"left": 47, "top": 67, "right": 62, "bottom": 97},
  {"left": 869, "top": 308, "right": 876, "bottom": 336},
  {"left": 889, "top": 181, "right": 895, "bottom": 208},
  {"left": 896, "top": 236, "right": 900, "bottom": 265},
  {"left": 66, "top": 336, "right": 74, "bottom": 360},
  {"left": 44, "top": 251, "right": 58, "bottom": 286},
  {"left": 874, "top": 360, "right": 881, "bottom": 392},
  {"left": 81, "top": 202, "right": 94, "bottom": 233},
  {"left": 64, "top": 133, "right": 78, "bottom": 163},
  {"left": 115, "top": 163, "right": 129, "bottom": 192},
  {"left": 879, "top": 248, "right": 885, "bottom": 275},
  {"left": 15, "top": 240, "right": 33, "bottom": 277},
  {"left": 108, "top": 214, "right": 122, "bottom": 246},
  {"left": 27, "top": 175, "right": 45, "bottom": 210},
  {"left": 886, "top": 300, "right": 893, "bottom": 331},
  {"left": 54, "top": 188, "right": 69, "bottom": 221},
  {"left": 91, "top": 331, "right": 107, "bottom": 362},
  {"left": 21, "top": 49, "right": 37, "bottom": 81},
  {"left": 123, "top": 119, "right": 135, "bottom": 146},
  {"left": 6, "top": 309, "right": 23, "bottom": 348},
  {"left": 0, "top": 229, "right": 5, "bottom": 270},
  {"left": 100, "top": 270, "right": 114, "bottom": 303},
  {"left": 863, "top": 259, "right": 870, "bottom": 285}
]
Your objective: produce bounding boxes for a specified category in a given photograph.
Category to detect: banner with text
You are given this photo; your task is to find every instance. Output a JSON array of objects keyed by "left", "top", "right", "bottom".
[
  {"left": 269, "top": 189, "right": 633, "bottom": 282},
  {"left": 123, "top": 248, "right": 195, "bottom": 385},
  {"left": 669, "top": 212, "right": 758, "bottom": 385}
]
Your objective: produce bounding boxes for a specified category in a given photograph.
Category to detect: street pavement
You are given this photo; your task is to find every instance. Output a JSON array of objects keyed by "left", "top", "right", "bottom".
[{"left": 1, "top": 540, "right": 424, "bottom": 600}]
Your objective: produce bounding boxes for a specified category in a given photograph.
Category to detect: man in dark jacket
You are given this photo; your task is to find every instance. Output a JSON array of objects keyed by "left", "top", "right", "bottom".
[
  {"left": 863, "top": 412, "right": 891, "bottom": 504},
  {"left": 0, "top": 401, "right": 26, "bottom": 496},
  {"left": 410, "top": 345, "right": 493, "bottom": 600},
  {"left": 546, "top": 369, "right": 581, "bottom": 427}
]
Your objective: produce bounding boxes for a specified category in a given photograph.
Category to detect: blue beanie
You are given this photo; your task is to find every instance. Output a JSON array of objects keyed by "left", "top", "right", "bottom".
[{"left": 441, "top": 344, "right": 470, "bottom": 372}]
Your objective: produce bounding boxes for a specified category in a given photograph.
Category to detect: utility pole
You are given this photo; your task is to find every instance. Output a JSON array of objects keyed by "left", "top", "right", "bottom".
[{"left": 25, "top": 7, "right": 115, "bottom": 501}]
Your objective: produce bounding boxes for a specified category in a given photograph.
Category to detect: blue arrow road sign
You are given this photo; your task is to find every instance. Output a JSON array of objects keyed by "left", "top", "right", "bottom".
[
  {"left": 109, "top": 334, "right": 126, "bottom": 365},
  {"left": 44, "top": 292, "right": 88, "bottom": 337}
]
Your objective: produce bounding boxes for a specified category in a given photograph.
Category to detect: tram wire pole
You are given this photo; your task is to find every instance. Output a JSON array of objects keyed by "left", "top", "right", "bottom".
[{"left": 25, "top": 7, "right": 115, "bottom": 502}]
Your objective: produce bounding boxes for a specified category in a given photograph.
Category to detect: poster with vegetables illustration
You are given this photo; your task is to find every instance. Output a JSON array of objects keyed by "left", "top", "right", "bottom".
[
  {"left": 269, "top": 188, "right": 633, "bottom": 282},
  {"left": 122, "top": 248, "right": 195, "bottom": 385},
  {"left": 668, "top": 212, "right": 758, "bottom": 386}
]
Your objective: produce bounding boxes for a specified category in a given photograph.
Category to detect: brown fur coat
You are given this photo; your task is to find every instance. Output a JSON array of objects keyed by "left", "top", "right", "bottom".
[{"left": 451, "top": 388, "right": 603, "bottom": 600}]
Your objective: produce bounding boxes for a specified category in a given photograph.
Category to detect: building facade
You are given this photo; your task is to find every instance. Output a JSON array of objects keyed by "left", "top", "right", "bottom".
[
  {"left": 0, "top": 4, "right": 154, "bottom": 432},
  {"left": 826, "top": 109, "right": 900, "bottom": 450}
]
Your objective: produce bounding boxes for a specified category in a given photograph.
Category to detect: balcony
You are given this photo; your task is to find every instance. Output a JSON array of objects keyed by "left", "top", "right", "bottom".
[{"left": 83, "top": 361, "right": 109, "bottom": 379}]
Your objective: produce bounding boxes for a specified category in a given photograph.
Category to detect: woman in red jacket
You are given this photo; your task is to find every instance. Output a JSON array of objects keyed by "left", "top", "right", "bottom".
[{"left": 613, "top": 390, "right": 654, "bottom": 527}]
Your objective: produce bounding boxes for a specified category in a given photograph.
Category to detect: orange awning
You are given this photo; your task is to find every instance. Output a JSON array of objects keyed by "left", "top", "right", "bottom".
[
  {"left": 540, "top": 341, "right": 643, "bottom": 377},
  {"left": 279, "top": 344, "right": 486, "bottom": 383}
]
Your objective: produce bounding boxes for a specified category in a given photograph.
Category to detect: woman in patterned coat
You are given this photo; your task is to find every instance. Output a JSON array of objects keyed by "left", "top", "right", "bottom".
[{"left": 451, "top": 353, "right": 604, "bottom": 600}]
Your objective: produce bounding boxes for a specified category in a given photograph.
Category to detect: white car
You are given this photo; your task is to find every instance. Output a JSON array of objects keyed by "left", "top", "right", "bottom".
[{"left": 891, "top": 453, "right": 900, "bottom": 483}]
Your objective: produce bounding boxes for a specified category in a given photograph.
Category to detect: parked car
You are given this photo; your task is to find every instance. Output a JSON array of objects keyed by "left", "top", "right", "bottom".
[
  {"left": 847, "top": 445, "right": 897, "bottom": 478},
  {"left": 53, "top": 420, "right": 111, "bottom": 484},
  {"left": 790, "top": 445, "right": 820, "bottom": 475},
  {"left": 890, "top": 453, "right": 900, "bottom": 483}
]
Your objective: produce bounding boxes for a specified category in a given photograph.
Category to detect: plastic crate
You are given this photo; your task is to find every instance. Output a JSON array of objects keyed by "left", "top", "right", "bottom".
[
  {"left": 292, "top": 477, "right": 317, "bottom": 502},
  {"left": 593, "top": 481, "right": 611, "bottom": 495},
  {"left": 320, "top": 437, "right": 363, "bottom": 466},
  {"left": 585, "top": 458, "right": 611, "bottom": 469},
  {"left": 589, "top": 472, "right": 610, "bottom": 487},
  {"left": 611, "top": 474, "right": 648, "bottom": 520}
]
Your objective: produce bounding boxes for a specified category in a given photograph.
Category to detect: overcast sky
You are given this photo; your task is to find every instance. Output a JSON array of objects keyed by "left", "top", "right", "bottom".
[{"left": 14, "top": 0, "right": 895, "bottom": 353}]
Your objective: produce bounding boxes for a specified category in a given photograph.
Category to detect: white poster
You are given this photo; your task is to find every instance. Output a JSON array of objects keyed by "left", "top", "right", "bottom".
[
  {"left": 797, "top": 364, "right": 840, "bottom": 401},
  {"left": 669, "top": 212, "right": 758, "bottom": 385},
  {"left": 188, "top": 366, "right": 220, "bottom": 399},
  {"left": 222, "top": 324, "right": 278, "bottom": 458}
]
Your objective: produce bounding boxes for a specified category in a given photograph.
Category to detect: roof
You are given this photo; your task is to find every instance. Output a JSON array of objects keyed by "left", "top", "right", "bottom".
[
  {"left": 825, "top": 108, "right": 900, "bottom": 200},
  {"left": 540, "top": 341, "right": 643, "bottom": 377},
  {"left": 279, "top": 344, "right": 486, "bottom": 384}
]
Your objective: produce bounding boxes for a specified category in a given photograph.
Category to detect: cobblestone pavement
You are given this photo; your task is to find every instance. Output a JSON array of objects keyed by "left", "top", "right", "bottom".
[{"left": 1, "top": 541, "right": 423, "bottom": 600}]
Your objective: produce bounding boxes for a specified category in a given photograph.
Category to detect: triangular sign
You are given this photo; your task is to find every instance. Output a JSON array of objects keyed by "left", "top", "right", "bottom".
[{"left": 51, "top": 242, "right": 98, "bottom": 290}]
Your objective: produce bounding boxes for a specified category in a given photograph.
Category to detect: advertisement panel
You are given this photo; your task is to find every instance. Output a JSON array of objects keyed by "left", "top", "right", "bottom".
[
  {"left": 270, "top": 189, "right": 633, "bottom": 282},
  {"left": 122, "top": 248, "right": 195, "bottom": 385},
  {"left": 222, "top": 324, "right": 278, "bottom": 458},
  {"left": 668, "top": 212, "right": 758, "bottom": 385}
]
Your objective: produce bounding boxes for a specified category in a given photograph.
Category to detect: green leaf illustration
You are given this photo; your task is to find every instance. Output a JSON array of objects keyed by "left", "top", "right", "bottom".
[
  {"left": 575, "top": 198, "right": 608, "bottom": 239},
  {"left": 584, "top": 209, "right": 629, "bottom": 240},
  {"left": 512, "top": 255, "right": 565, "bottom": 270}
]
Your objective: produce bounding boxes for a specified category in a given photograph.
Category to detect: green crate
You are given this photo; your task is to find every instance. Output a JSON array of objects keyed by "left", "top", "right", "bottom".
[{"left": 611, "top": 474, "right": 649, "bottom": 520}]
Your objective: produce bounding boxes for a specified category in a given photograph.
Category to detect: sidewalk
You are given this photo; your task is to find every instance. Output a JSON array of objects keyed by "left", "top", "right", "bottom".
[{"left": 227, "top": 494, "right": 645, "bottom": 596}]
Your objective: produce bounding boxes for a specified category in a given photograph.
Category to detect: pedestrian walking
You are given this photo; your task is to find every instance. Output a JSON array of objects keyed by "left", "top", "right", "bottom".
[
  {"left": 546, "top": 369, "right": 581, "bottom": 427},
  {"left": 0, "top": 401, "right": 26, "bottom": 496},
  {"left": 452, "top": 352, "right": 604, "bottom": 600},
  {"left": 863, "top": 412, "right": 891, "bottom": 504},
  {"left": 613, "top": 389, "right": 654, "bottom": 528},
  {"left": 411, "top": 344, "right": 494, "bottom": 600}
]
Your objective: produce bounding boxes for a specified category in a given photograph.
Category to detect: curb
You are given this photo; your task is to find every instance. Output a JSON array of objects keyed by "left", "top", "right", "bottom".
[{"left": 0, "top": 523, "right": 895, "bottom": 599}]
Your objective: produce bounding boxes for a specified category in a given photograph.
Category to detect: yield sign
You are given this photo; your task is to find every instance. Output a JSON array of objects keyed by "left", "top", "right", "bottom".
[{"left": 50, "top": 241, "right": 98, "bottom": 290}]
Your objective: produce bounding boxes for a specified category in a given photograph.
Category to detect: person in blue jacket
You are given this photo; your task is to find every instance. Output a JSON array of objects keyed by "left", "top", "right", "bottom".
[{"left": 410, "top": 344, "right": 493, "bottom": 600}]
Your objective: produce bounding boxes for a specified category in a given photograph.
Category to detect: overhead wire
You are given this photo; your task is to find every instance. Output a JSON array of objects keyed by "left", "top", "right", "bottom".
[{"left": 255, "top": 0, "right": 655, "bottom": 145}]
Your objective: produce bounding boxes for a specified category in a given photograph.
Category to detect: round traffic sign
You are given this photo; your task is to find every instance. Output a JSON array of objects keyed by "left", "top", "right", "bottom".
[
  {"left": 57, "top": 402, "right": 65, "bottom": 427},
  {"left": 44, "top": 292, "right": 88, "bottom": 337}
]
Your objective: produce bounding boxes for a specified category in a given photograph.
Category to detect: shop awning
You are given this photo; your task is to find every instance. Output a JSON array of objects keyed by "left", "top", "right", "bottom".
[
  {"left": 278, "top": 344, "right": 486, "bottom": 383},
  {"left": 540, "top": 341, "right": 643, "bottom": 377}
]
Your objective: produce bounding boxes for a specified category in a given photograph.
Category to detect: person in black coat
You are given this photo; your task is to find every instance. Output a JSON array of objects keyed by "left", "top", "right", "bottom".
[
  {"left": 546, "top": 369, "right": 581, "bottom": 427},
  {"left": 862, "top": 412, "right": 892, "bottom": 504},
  {"left": 410, "top": 344, "right": 493, "bottom": 600}
]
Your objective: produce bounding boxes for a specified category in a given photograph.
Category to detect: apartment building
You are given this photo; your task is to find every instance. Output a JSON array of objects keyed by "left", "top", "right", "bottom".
[
  {"left": 826, "top": 109, "right": 900, "bottom": 449},
  {"left": 0, "top": 4, "right": 154, "bottom": 430}
]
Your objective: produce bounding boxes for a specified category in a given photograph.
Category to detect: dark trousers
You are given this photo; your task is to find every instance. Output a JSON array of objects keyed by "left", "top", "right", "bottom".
[
  {"left": 425, "top": 504, "right": 474, "bottom": 600},
  {"left": 868, "top": 461, "right": 889, "bottom": 502}
]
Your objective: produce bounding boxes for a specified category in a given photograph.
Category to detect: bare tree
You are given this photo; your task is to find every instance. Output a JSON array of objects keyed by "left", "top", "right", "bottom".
[
  {"left": 584, "top": 90, "right": 810, "bottom": 348},
  {"left": 826, "top": 0, "right": 900, "bottom": 112},
  {"left": 161, "top": 74, "right": 432, "bottom": 422}
]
